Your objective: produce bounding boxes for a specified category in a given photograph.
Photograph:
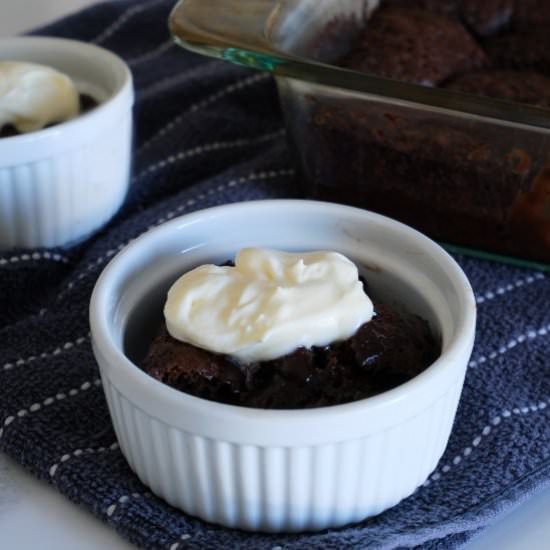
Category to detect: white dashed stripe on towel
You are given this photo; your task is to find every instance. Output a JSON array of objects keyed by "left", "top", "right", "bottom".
[
  {"left": 127, "top": 39, "right": 174, "bottom": 67},
  {"left": 2, "top": 335, "right": 90, "bottom": 372},
  {"left": 423, "top": 397, "right": 550, "bottom": 487},
  {"left": 168, "top": 533, "right": 193, "bottom": 550},
  {"left": 137, "top": 60, "right": 221, "bottom": 102},
  {"left": 137, "top": 72, "right": 270, "bottom": 155},
  {"left": 132, "top": 129, "right": 284, "bottom": 182},
  {"left": 476, "top": 273, "right": 546, "bottom": 304},
  {"left": 0, "top": 379, "right": 102, "bottom": 439},
  {"left": 49, "top": 442, "right": 119, "bottom": 477},
  {"left": 54, "top": 242, "right": 128, "bottom": 304},
  {"left": 0, "top": 251, "right": 68, "bottom": 266},
  {"left": 92, "top": 0, "right": 169, "bottom": 45},
  {"left": 468, "top": 323, "right": 550, "bottom": 368},
  {"left": 105, "top": 491, "right": 152, "bottom": 518}
]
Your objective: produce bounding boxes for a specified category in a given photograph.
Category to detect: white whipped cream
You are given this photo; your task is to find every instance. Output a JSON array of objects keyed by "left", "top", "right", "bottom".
[
  {"left": 164, "top": 248, "right": 374, "bottom": 363},
  {"left": 0, "top": 62, "right": 79, "bottom": 133}
]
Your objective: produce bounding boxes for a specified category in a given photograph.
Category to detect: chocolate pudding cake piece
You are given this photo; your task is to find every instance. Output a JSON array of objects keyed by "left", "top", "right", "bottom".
[
  {"left": 338, "top": 6, "right": 487, "bottom": 86},
  {"left": 304, "top": 90, "right": 540, "bottom": 257},
  {"left": 445, "top": 70, "right": 550, "bottom": 108},
  {"left": 141, "top": 301, "right": 440, "bottom": 409},
  {"left": 513, "top": 0, "right": 550, "bottom": 29},
  {"left": 141, "top": 327, "right": 245, "bottom": 405},
  {"left": 384, "top": 0, "right": 513, "bottom": 36},
  {"left": 384, "top": 0, "right": 460, "bottom": 18},
  {"left": 374, "top": 0, "right": 512, "bottom": 36},
  {"left": 305, "top": 15, "right": 364, "bottom": 63},
  {"left": 486, "top": 30, "right": 550, "bottom": 77}
]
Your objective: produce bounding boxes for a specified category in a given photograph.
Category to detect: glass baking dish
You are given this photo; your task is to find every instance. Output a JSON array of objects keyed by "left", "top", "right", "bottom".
[{"left": 169, "top": 0, "right": 550, "bottom": 270}]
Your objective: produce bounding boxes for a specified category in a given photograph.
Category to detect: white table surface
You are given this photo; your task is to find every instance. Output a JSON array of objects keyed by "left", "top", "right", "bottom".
[{"left": 1, "top": 1, "right": 550, "bottom": 549}]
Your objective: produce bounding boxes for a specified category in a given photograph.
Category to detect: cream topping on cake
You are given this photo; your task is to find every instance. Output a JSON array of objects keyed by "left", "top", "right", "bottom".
[
  {"left": 164, "top": 248, "right": 374, "bottom": 363},
  {"left": 0, "top": 62, "right": 79, "bottom": 133}
]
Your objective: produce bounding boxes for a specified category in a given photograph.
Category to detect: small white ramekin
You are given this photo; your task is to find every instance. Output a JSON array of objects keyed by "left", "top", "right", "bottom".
[
  {"left": 90, "top": 200, "right": 476, "bottom": 533},
  {"left": 0, "top": 37, "right": 133, "bottom": 249}
]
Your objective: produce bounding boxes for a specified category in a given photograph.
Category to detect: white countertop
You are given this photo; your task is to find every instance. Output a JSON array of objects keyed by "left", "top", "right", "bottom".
[
  {"left": 0, "top": 453, "right": 134, "bottom": 550},
  {"left": 1, "top": 1, "right": 549, "bottom": 549},
  {"left": 0, "top": 0, "right": 98, "bottom": 38}
]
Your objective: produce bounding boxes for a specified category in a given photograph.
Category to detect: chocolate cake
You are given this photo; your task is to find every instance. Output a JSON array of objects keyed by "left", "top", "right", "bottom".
[
  {"left": 385, "top": 0, "right": 513, "bottom": 36},
  {"left": 384, "top": 0, "right": 460, "bottom": 17},
  {"left": 513, "top": 0, "right": 550, "bottom": 29},
  {"left": 338, "top": 7, "right": 487, "bottom": 86},
  {"left": 486, "top": 30, "right": 550, "bottom": 77},
  {"left": 293, "top": 0, "right": 550, "bottom": 262},
  {"left": 0, "top": 93, "right": 98, "bottom": 138},
  {"left": 141, "top": 301, "right": 439, "bottom": 409}
]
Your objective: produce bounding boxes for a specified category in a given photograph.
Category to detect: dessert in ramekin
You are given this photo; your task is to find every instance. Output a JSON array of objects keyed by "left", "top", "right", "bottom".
[
  {"left": 0, "top": 37, "right": 133, "bottom": 249},
  {"left": 140, "top": 247, "right": 441, "bottom": 408},
  {"left": 90, "top": 200, "right": 476, "bottom": 532}
]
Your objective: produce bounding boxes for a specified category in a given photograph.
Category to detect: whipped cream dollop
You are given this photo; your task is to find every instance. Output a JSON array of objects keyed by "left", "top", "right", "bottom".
[
  {"left": 0, "top": 62, "right": 79, "bottom": 133},
  {"left": 164, "top": 248, "right": 374, "bottom": 363}
]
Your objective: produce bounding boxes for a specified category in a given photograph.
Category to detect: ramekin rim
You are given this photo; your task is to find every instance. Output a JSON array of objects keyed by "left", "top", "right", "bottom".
[{"left": 90, "top": 199, "right": 477, "bottom": 421}]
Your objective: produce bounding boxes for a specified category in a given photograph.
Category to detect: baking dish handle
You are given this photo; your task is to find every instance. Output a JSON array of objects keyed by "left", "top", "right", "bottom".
[{"left": 169, "top": 0, "right": 293, "bottom": 71}]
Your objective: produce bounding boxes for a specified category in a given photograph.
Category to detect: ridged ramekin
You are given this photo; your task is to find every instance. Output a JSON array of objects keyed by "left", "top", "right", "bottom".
[
  {"left": 0, "top": 37, "right": 133, "bottom": 249},
  {"left": 90, "top": 200, "right": 476, "bottom": 532}
]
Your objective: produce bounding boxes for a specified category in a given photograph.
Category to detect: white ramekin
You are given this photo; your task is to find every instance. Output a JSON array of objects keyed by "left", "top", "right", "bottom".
[
  {"left": 0, "top": 37, "right": 133, "bottom": 249},
  {"left": 90, "top": 200, "right": 476, "bottom": 533}
]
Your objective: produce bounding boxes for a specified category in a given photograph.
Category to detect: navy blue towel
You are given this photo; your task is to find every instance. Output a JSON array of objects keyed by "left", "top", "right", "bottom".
[{"left": 1, "top": 1, "right": 549, "bottom": 548}]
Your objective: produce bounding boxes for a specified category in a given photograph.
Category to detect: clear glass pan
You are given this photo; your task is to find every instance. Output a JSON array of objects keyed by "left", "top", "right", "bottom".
[{"left": 170, "top": 0, "right": 550, "bottom": 271}]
